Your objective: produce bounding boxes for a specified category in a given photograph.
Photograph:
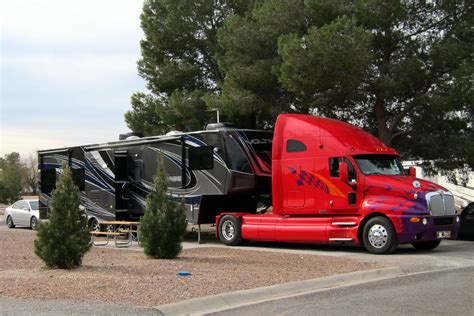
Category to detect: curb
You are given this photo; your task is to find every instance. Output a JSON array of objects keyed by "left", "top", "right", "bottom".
[{"left": 154, "top": 267, "right": 403, "bottom": 315}]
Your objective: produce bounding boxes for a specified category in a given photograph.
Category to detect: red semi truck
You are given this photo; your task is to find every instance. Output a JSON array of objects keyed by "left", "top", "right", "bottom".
[{"left": 216, "top": 114, "right": 460, "bottom": 254}]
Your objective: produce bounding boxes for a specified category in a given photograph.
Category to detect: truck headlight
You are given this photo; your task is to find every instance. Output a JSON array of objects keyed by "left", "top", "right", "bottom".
[{"left": 422, "top": 218, "right": 428, "bottom": 225}]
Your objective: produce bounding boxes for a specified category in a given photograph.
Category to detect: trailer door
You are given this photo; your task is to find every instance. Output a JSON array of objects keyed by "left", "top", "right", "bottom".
[{"left": 115, "top": 150, "right": 130, "bottom": 210}]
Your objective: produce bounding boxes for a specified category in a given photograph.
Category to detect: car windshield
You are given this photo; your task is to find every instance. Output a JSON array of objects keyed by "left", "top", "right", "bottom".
[
  {"left": 354, "top": 155, "right": 405, "bottom": 176},
  {"left": 29, "top": 201, "right": 39, "bottom": 210}
]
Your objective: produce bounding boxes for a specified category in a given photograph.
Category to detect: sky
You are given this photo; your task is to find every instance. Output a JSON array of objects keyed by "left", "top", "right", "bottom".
[{"left": 0, "top": 0, "right": 147, "bottom": 160}]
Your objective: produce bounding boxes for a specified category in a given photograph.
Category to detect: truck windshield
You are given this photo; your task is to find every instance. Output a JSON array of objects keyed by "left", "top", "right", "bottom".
[{"left": 354, "top": 155, "right": 405, "bottom": 176}]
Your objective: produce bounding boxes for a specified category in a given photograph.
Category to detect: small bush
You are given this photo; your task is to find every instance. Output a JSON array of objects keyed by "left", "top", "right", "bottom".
[
  {"left": 34, "top": 166, "right": 90, "bottom": 269},
  {"left": 139, "top": 154, "right": 187, "bottom": 259}
]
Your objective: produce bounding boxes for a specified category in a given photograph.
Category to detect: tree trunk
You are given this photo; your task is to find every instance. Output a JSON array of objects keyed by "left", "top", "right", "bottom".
[
  {"left": 375, "top": 33, "right": 392, "bottom": 146},
  {"left": 375, "top": 97, "right": 390, "bottom": 146}
]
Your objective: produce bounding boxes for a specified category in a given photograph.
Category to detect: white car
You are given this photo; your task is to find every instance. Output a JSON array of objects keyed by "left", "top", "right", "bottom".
[{"left": 5, "top": 199, "right": 40, "bottom": 230}]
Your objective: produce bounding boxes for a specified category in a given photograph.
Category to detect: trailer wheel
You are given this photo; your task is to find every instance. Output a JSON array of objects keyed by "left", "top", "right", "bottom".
[
  {"left": 363, "top": 217, "right": 398, "bottom": 254},
  {"left": 411, "top": 240, "right": 441, "bottom": 251},
  {"left": 218, "top": 215, "right": 243, "bottom": 246},
  {"left": 89, "top": 218, "right": 100, "bottom": 232}
]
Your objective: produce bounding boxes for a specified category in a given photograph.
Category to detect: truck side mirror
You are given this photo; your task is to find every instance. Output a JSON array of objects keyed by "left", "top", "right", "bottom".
[
  {"left": 408, "top": 167, "right": 416, "bottom": 177},
  {"left": 339, "top": 161, "right": 348, "bottom": 183}
]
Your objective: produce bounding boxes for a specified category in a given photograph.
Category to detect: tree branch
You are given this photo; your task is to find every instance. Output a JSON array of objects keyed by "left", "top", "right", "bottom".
[{"left": 402, "top": 7, "right": 470, "bottom": 40}]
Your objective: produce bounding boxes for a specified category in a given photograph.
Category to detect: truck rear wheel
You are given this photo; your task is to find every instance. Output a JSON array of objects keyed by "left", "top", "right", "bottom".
[
  {"left": 218, "top": 215, "right": 243, "bottom": 246},
  {"left": 411, "top": 240, "right": 441, "bottom": 251},
  {"left": 363, "top": 217, "right": 398, "bottom": 254}
]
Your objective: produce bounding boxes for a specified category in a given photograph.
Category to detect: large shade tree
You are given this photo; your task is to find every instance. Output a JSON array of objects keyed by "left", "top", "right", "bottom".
[
  {"left": 126, "top": 0, "right": 473, "bottom": 174},
  {"left": 276, "top": 0, "right": 473, "bottom": 173},
  {"left": 125, "top": 0, "right": 254, "bottom": 134}
]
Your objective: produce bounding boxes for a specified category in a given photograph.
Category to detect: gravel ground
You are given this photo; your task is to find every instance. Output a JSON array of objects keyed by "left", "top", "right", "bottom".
[{"left": 0, "top": 228, "right": 380, "bottom": 308}]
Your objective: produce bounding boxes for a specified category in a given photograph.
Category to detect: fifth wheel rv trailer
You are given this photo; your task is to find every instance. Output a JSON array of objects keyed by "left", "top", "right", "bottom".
[{"left": 38, "top": 125, "right": 273, "bottom": 232}]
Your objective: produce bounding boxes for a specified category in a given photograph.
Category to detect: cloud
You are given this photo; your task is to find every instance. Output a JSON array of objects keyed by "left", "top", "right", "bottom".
[
  {"left": 1, "top": 0, "right": 148, "bottom": 157},
  {"left": 1, "top": 125, "right": 127, "bottom": 159},
  {"left": 2, "top": 0, "right": 144, "bottom": 52},
  {"left": 2, "top": 54, "right": 142, "bottom": 112}
]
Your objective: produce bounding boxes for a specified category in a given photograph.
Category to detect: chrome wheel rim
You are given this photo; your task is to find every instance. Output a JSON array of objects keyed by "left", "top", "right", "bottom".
[
  {"left": 221, "top": 220, "right": 235, "bottom": 241},
  {"left": 7, "top": 216, "right": 12, "bottom": 227},
  {"left": 92, "top": 220, "right": 100, "bottom": 232},
  {"left": 106, "top": 224, "right": 114, "bottom": 233},
  {"left": 368, "top": 224, "right": 388, "bottom": 248}
]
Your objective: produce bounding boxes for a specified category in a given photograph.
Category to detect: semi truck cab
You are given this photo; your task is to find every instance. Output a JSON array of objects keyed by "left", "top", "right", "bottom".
[{"left": 216, "top": 114, "right": 460, "bottom": 254}]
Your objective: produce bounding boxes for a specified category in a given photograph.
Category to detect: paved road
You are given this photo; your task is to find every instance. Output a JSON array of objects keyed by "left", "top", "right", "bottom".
[
  {"left": 1, "top": 213, "right": 473, "bottom": 315},
  {"left": 0, "top": 297, "right": 162, "bottom": 316},
  {"left": 211, "top": 266, "right": 474, "bottom": 316}
]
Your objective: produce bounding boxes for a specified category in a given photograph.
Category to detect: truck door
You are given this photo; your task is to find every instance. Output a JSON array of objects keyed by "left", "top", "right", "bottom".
[
  {"left": 282, "top": 139, "right": 317, "bottom": 214},
  {"left": 325, "top": 157, "right": 359, "bottom": 215},
  {"left": 114, "top": 151, "right": 130, "bottom": 211}
]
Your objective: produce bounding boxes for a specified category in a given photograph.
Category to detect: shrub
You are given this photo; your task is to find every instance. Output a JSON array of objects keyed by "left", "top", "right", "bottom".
[
  {"left": 0, "top": 152, "right": 24, "bottom": 203},
  {"left": 34, "top": 166, "right": 90, "bottom": 269},
  {"left": 139, "top": 154, "right": 187, "bottom": 259}
]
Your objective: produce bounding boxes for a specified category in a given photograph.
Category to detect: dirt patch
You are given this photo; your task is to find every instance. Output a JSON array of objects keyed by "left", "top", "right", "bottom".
[{"left": 0, "top": 228, "right": 380, "bottom": 307}]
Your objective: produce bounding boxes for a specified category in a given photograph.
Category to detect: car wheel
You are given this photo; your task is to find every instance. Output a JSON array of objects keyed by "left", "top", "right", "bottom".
[
  {"left": 89, "top": 218, "right": 100, "bottom": 232},
  {"left": 218, "top": 215, "right": 243, "bottom": 246},
  {"left": 6, "top": 215, "right": 15, "bottom": 228},
  {"left": 411, "top": 240, "right": 441, "bottom": 251},
  {"left": 30, "top": 216, "right": 38, "bottom": 230},
  {"left": 363, "top": 217, "right": 398, "bottom": 254}
]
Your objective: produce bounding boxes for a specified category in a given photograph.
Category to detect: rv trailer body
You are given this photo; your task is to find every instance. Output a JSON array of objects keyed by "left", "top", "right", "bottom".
[{"left": 38, "top": 128, "right": 272, "bottom": 226}]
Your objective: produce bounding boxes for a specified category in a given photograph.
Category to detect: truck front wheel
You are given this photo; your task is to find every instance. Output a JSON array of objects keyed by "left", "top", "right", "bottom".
[
  {"left": 218, "top": 215, "right": 243, "bottom": 246},
  {"left": 363, "top": 217, "right": 398, "bottom": 254},
  {"left": 411, "top": 240, "right": 441, "bottom": 251}
]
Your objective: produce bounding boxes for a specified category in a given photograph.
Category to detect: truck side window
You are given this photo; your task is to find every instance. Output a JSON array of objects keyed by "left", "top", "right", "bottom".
[
  {"left": 329, "top": 157, "right": 357, "bottom": 182},
  {"left": 329, "top": 158, "right": 341, "bottom": 177},
  {"left": 286, "top": 139, "right": 306, "bottom": 152}
]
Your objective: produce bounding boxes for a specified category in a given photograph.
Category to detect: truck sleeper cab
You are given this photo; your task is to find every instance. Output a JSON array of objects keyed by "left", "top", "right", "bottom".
[{"left": 216, "top": 114, "right": 460, "bottom": 254}]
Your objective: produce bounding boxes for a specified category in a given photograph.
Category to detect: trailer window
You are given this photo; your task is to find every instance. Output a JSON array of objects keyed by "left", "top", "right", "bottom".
[
  {"left": 329, "top": 157, "right": 356, "bottom": 182},
  {"left": 72, "top": 169, "right": 85, "bottom": 191},
  {"left": 238, "top": 131, "right": 273, "bottom": 166},
  {"left": 225, "top": 135, "right": 252, "bottom": 173},
  {"left": 189, "top": 146, "right": 214, "bottom": 170},
  {"left": 286, "top": 139, "right": 306, "bottom": 153},
  {"left": 41, "top": 169, "right": 56, "bottom": 193}
]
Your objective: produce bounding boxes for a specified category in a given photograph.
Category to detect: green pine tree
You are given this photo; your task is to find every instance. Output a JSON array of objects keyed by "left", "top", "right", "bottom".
[
  {"left": 139, "top": 154, "right": 187, "bottom": 259},
  {"left": 34, "top": 166, "right": 91, "bottom": 269},
  {"left": 127, "top": 0, "right": 473, "bottom": 176}
]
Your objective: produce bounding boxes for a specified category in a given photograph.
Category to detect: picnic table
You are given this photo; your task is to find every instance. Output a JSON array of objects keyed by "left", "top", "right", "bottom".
[{"left": 90, "top": 221, "right": 140, "bottom": 248}]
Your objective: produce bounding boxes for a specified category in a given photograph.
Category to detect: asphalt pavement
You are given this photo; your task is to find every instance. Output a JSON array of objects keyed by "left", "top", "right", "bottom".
[
  {"left": 210, "top": 266, "right": 474, "bottom": 316},
  {"left": 1, "top": 213, "right": 473, "bottom": 315},
  {"left": 0, "top": 297, "right": 162, "bottom": 316}
]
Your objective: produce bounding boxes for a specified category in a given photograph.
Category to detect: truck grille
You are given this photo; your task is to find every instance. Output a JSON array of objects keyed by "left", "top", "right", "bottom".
[
  {"left": 426, "top": 191, "right": 455, "bottom": 216},
  {"left": 433, "top": 217, "right": 453, "bottom": 226}
]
